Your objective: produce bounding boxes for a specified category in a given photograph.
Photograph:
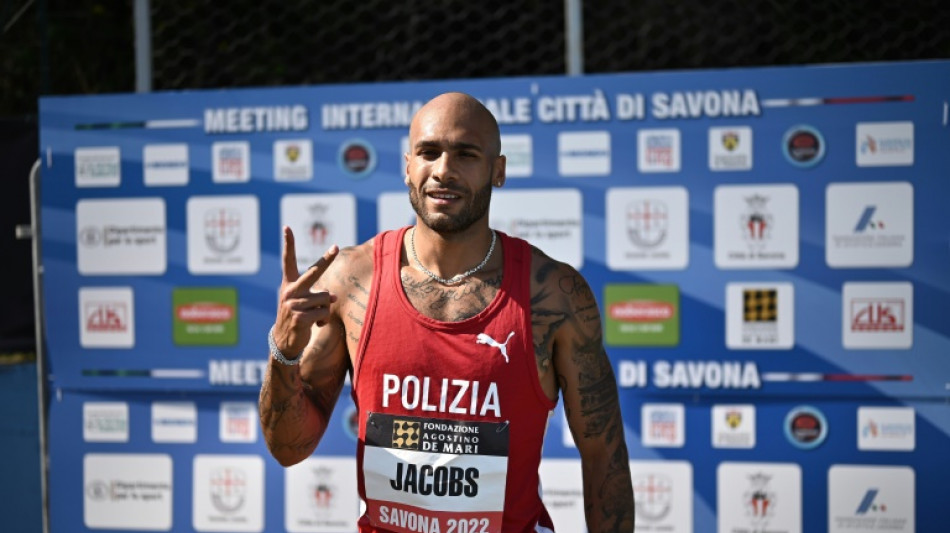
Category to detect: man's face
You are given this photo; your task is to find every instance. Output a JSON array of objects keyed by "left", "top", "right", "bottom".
[{"left": 404, "top": 100, "right": 504, "bottom": 234}]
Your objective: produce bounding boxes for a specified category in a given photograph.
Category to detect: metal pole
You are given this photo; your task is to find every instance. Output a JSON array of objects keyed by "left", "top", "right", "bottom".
[
  {"left": 134, "top": 0, "right": 152, "bottom": 92},
  {"left": 28, "top": 158, "right": 50, "bottom": 533},
  {"left": 564, "top": 0, "right": 584, "bottom": 76}
]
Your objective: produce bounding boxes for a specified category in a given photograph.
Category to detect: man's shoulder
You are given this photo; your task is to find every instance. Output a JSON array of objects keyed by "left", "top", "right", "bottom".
[
  {"left": 320, "top": 236, "right": 377, "bottom": 291},
  {"left": 526, "top": 243, "right": 591, "bottom": 308}
]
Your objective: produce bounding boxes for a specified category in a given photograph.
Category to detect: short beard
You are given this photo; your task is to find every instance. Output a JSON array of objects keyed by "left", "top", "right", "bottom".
[{"left": 409, "top": 178, "right": 493, "bottom": 234}]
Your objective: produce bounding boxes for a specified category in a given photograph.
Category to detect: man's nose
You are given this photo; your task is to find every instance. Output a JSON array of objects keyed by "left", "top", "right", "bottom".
[{"left": 431, "top": 153, "right": 456, "bottom": 181}]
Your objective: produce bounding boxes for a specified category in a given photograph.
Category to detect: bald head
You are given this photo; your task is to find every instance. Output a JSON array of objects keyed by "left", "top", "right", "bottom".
[{"left": 410, "top": 92, "right": 502, "bottom": 158}]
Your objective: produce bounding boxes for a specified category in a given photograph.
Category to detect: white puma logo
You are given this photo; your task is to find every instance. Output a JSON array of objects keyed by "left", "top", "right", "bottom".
[{"left": 476, "top": 331, "right": 515, "bottom": 363}]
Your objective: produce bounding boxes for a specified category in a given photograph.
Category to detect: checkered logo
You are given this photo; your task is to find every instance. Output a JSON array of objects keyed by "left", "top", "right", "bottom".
[
  {"left": 391, "top": 419, "right": 420, "bottom": 449},
  {"left": 743, "top": 290, "right": 777, "bottom": 322}
]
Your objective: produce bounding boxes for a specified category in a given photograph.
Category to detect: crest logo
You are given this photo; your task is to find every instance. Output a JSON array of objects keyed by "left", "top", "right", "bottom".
[
  {"left": 204, "top": 208, "right": 242, "bottom": 253},
  {"left": 722, "top": 131, "right": 740, "bottom": 151},
  {"left": 210, "top": 467, "right": 246, "bottom": 513},
  {"left": 633, "top": 473, "right": 673, "bottom": 521},
  {"left": 626, "top": 200, "right": 668, "bottom": 248},
  {"left": 726, "top": 410, "right": 743, "bottom": 429},
  {"left": 741, "top": 194, "right": 772, "bottom": 246},
  {"left": 286, "top": 144, "right": 301, "bottom": 162},
  {"left": 744, "top": 472, "right": 775, "bottom": 525}
]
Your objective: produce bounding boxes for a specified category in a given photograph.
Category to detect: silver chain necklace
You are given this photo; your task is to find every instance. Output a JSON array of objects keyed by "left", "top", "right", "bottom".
[{"left": 409, "top": 227, "right": 497, "bottom": 285}]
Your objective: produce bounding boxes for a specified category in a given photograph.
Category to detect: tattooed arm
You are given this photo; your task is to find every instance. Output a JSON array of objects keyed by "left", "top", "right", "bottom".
[
  {"left": 534, "top": 253, "right": 635, "bottom": 532},
  {"left": 259, "top": 228, "right": 363, "bottom": 467}
]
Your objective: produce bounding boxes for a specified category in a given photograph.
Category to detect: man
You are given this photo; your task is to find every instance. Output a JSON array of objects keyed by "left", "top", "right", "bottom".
[{"left": 260, "top": 92, "right": 634, "bottom": 532}]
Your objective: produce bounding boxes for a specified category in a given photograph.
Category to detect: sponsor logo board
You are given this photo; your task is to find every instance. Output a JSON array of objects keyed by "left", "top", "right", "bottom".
[
  {"left": 641, "top": 403, "right": 685, "bottom": 448},
  {"left": 726, "top": 283, "right": 794, "bottom": 349},
  {"left": 715, "top": 184, "right": 799, "bottom": 269},
  {"left": 606, "top": 187, "right": 689, "bottom": 270},
  {"left": 539, "top": 459, "right": 585, "bottom": 533},
  {"left": 490, "top": 189, "right": 583, "bottom": 268},
  {"left": 858, "top": 407, "right": 915, "bottom": 451},
  {"left": 281, "top": 193, "right": 357, "bottom": 273},
  {"left": 630, "top": 460, "right": 693, "bottom": 532},
  {"left": 828, "top": 465, "right": 914, "bottom": 532},
  {"left": 500, "top": 134, "right": 533, "bottom": 177},
  {"left": 377, "top": 191, "right": 416, "bottom": 233},
  {"left": 83, "top": 402, "right": 130, "bottom": 442},
  {"left": 274, "top": 139, "right": 313, "bottom": 181},
  {"left": 151, "top": 401, "right": 197, "bottom": 443},
  {"left": 826, "top": 182, "right": 913, "bottom": 268},
  {"left": 712, "top": 404, "right": 756, "bottom": 449},
  {"left": 856, "top": 121, "right": 914, "bottom": 167},
  {"left": 842, "top": 282, "right": 913, "bottom": 349},
  {"left": 75, "top": 146, "right": 121, "bottom": 187},
  {"left": 77, "top": 198, "right": 167, "bottom": 275},
  {"left": 173, "top": 287, "right": 238, "bottom": 345},
  {"left": 79, "top": 286, "right": 135, "bottom": 348},
  {"left": 638, "top": 128, "right": 681, "bottom": 173},
  {"left": 709, "top": 126, "right": 753, "bottom": 171},
  {"left": 285, "top": 457, "right": 359, "bottom": 533},
  {"left": 187, "top": 195, "right": 260, "bottom": 274},
  {"left": 84, "top": 453, "right": 172, "bottom": 530},
  {"left": 338, "top": 139, "right": 376, "bottom": 178},
  {"left": 782, "top": 125, "right": 824, "bottom": 168},
  {"left": 718, "top": 462, "right": 802, "bottom": 533},
  {"left": 193, "top": 455, "right": 265, "bottom": 532},
  {"left": 212, "top": 141, "right": 251, "bottom": 183},
  {"left": 220, "top": 402, "right": 258, "bottom": 443},
  {"left": 558, "top": 131, "right": 610, "bottom": 176},
  {"left": 604, "top": 284, "right": 679, "bottom": 346},
  {"left": 143, "top": 143, "right": 189, "bottom": 186},
  {"left": 784, "top": 405, "right": 827, "bottom": 450}
]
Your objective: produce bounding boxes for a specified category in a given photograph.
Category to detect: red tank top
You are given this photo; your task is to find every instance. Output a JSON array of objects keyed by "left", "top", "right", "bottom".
[{"left": 352, "top": 227, "right": 557, "bottom": 533}]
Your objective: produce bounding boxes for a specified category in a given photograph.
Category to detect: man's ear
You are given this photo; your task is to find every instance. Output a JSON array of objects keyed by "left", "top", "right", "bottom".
[
  {"left": 493, "top": 155, "right": 507, "bottom": 187},
  {"left": 404, "top": 151, "right": 411, "bottom": 186}
]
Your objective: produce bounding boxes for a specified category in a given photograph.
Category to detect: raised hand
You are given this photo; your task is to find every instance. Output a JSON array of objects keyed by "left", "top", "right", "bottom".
[{"left": 272, "top": 226, "right": 339, "bottom": 358}]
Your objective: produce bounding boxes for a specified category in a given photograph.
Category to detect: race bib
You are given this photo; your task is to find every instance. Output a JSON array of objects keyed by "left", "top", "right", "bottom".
[{"left": 363, "top": 412, "right": 510, "bottom": 533}]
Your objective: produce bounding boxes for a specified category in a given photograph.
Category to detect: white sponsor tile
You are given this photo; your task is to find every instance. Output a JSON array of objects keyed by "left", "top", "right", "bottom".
[
  {"left": 285, "top": 457, "right": 359, "bottom": 533},
  {"left": 718, "top": 462, "right": 802, "bottom": 533},
  {"left": 280, "top": 193, "right": 357, "bottom": 273},
  {"left": 826, "top": 182, "right": 913, "bottom": 268},
  {"left": 377, "top": 191, "right": 416, "bottom": 233},
  {"left": 842, "top": 282, "right": 913, "bottom": 349},
  {"left": 76, "top": 198, "right": 167, "bottom": 275},
  {"left": 828, "top": 465, "right": 914, "bottom": 532},
  {"left": 187, "top": 195, "right": 260, "bottom": 274},
  {"left": 712, "top": 404, "right": 756, "bottom": 449},
  {"left": 144, "top": 143, "right": 189, "bottom": 186},
  {"left": 726, "top": 282, "right": 794, "bottom": 349},
  {"left": 219, "top": 402, "right": 258, "bottom": 443},
  {"left": 715, "top": 184, "right": 799, "bottom": 269},
  {"left": 193, "top": 455, "right": 264, "bottom": 532},
  {"left": 84, "top": 453, "right": 172, "bottom": 530},
  {"left": 75, "top": 146, "right": 121, "bottom": 187},
  {"left": 638, "top": 128, "right": 681, "bottom": 173},
  {"left": 212, "top": 141, "right": 251, "bottom": 183},
  {"left": 856, "top": 121, "right": 914, "bottom": 167},
  {"left": 274, "top": 139, "right": 313, "bottom": 181},
  {"left": 606, "top": 186, "right": 689, "bottom": 270},
  {"left": 78, "top": 286, "right": 135, "bottom": 348},
  {"left": 500, "top": 134, "right": 533, "bottom": 177},
  {"left": 558, "top": 131, "right": 610, "bottom": 176},
  {"left": 83, "top": 402, "right": 129, "bottom": 442},
  {"left": 641, "top": 403, "right": 685, "bottom": 448},
  {"left": 630, "top": 460, "right": 693, "bottom": 532},
  {"left": 709, "top": 126, "right": 753, "bottom": 171},
  {"left": 857, "top": 407, "right": 915, "bottom": 451},
  {"left": 151, "top": 401, "right": 197, "bottom": 443},
  {"left": 539, "top": 459, "right": 585, "bottom": 533},
  {"left": 490, "top": 188, "right": 584, "bottom": 268}
]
